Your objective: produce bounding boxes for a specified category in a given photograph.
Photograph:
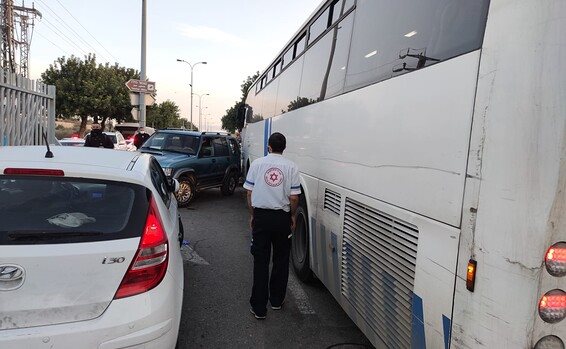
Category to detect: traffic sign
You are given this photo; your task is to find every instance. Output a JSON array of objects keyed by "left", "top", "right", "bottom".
[
  {"left": 125, "top": 79, "right": 156, "bottom": 93},
  {"left": 129, "top": 92, "right": 156, "bottom": 106}
]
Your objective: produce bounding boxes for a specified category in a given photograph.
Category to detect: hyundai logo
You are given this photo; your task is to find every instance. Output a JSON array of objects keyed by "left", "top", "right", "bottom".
[{"left": 0, "top": 265, "right": 25, "bottom": 291}]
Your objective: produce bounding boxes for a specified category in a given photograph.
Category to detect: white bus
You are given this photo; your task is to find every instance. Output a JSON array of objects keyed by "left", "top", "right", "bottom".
[{"left": 241, "top": 0, "right": 566, "bottom": 348}]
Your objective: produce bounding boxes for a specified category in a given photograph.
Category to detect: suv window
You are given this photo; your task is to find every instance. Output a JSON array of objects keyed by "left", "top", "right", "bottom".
[
  {"left": 150, "top": 159, "right": 170, "bottom": 207},
  {"left": 143, "top": 132, "right": 200, "bottom": 155},
  {"left": 0, "top": 176, "right": 149, "bottom": 245},
  {"left": 200, "top": 137, "right": 214, "bottom": 157},
  {"left": 228, "top": 138, "right": 240, "bottom": 156},
  {"left": 213, "top": 138, "right": 229, "bottom": 157}
]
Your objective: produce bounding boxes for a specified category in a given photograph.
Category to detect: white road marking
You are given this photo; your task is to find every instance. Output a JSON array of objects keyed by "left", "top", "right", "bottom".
[
  {"left": 181, "top": 244, "right": 210, "bottom": 265},
  {"left": 288, "top": 271, "right": 316, "bottom": 315}
]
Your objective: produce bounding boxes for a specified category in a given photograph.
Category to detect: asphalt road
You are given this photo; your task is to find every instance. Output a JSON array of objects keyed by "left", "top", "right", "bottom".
[{"left": 176, "top": 187, "right": 373, "bottom": 349}]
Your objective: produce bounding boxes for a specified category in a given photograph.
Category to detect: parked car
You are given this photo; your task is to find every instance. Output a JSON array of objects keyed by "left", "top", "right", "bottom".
[
  {"left": 140, "top": 130, "right": 241, "bottom": 206},
  {"left": 83, "top": 131, "right": 136, "bottom": 151},
  {"left": 104, "top": 131, "right": 137, "bottom": 151},
  {"left": 58, "top": 137, "right": 85, "bottom": 147},
  {"left": 114, "top": 123, "right": 155, "bottom": 142},
  {"left": 0, "top": 146, "right": 184, "bottom": 349}
]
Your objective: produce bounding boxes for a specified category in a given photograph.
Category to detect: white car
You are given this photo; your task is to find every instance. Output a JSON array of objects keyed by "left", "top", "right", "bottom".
[
  {"left": 59, "top": 137, "right": 86, "bottom": 147},
  {"left": 0, "top": 146, "right": 184, "bottom": 349},
  {"left": 104, "top": 131, "right": 137, "bottom": 151}
]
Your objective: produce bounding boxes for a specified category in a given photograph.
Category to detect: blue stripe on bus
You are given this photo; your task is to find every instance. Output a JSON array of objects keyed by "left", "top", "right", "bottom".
[
  {"left": 311, "top": 217, "right": 317, "bottom": 273},
  {"left": 263, "top": 119, "right": 270, "bottom": 156},
  {"left": 412, "top": 294, "right": 427, "bottom": 349},
  {"left": 442, "top": 315, "right": 451, "bottom": 349},
  {"left": 331, "top": 232, "right": 339, "bottom": 296}
]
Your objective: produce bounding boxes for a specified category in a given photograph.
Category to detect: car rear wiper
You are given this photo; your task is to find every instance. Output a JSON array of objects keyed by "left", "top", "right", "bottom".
[{"left": 7, "top": 231, "right": 104, "bottom": 241}]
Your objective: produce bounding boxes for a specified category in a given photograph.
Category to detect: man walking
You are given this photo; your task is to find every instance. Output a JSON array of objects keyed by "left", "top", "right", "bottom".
[{"left": 244, "top": 132, "right": 301, "bottom": 319}]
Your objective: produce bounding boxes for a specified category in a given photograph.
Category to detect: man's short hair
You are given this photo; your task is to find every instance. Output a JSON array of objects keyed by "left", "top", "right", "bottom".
[{"left": 268, "top": 132, "right": 286, "bottom": 153}]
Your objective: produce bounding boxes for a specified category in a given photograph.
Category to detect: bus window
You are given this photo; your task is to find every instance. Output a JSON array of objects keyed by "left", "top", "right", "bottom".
[
  {"left": 309, "top": 7, "right": 330, "bottom": 44},
  {"left": 345, "top": 0, "right": 489, "bottom": 92},
  {"left": 324, "top": 14, "right": 355, "bottom": 98},
  {"left": 294, "top": 33, "right": 307, "bottom": 58},
  {"left": 283, "top": 47, "right": 294, "bottom": 68},
  {"left": 275, "top": 56, "right": 304, "bottom": 114},
  {"left": 299, "top": 31, "right": 333, "bottom": 103}
]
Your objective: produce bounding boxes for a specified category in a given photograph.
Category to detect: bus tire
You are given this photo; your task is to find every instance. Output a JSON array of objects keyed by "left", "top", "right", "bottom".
[
  {"left": 176, "top": 174, "right": 196, "bottom": 207},
  {"left": 291, "top": 196, "right": 313, "bottom": 282}
]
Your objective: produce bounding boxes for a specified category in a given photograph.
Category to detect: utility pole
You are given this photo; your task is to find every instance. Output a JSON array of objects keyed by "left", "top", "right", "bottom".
[
  {"left": 139, "top": 0, "right": 147, "bottom": 128},
  {"left": 1, "top": 0, "right": 41, "bottom": 76}
]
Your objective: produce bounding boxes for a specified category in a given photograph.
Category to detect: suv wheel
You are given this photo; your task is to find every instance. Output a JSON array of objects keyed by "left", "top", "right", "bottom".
[
  {"left": 176, "top": 174, "right": 196, "bottom": 207},
  {"left": 221, "top": 171, "right": 238, "bottom": 196}
]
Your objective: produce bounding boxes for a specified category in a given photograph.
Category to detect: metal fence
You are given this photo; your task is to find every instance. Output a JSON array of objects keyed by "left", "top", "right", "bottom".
[{"left": 0, "top": 69, "right": 56, "bottom": 146}]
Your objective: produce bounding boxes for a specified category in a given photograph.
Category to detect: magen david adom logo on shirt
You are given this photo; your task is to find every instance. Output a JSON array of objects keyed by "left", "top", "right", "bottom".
[{"left": 264, "top": 167, "right": 284, "bottom": 187}]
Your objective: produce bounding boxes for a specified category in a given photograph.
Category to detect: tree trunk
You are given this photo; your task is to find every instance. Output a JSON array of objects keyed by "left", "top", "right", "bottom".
[
  {"left": 78, "top": 116, "right": 88, "bottom": 137},
  {"left": 101, "top": 116, "right": 108, "bottom": 131}
]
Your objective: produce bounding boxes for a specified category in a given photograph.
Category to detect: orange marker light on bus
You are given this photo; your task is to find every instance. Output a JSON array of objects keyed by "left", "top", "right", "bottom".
[
  {"left": 545, "top": 242, "right": 566, "bottom": 277},
  {"left": 466, "top": 259, "right": 477, "bottom": 292}
]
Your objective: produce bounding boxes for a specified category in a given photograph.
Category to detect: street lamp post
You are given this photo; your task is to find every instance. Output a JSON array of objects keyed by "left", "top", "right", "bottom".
[
  {"left": 176, "top": 59, "right": 207, "bottom": 131},
  {"left": 194, "top": 93, "right": 210, "bottom": 131}
]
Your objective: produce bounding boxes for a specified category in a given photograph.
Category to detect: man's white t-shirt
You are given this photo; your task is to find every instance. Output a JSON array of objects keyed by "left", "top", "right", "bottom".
[{"left": 243, "top": 153, "right": 301, "bottom": 212}]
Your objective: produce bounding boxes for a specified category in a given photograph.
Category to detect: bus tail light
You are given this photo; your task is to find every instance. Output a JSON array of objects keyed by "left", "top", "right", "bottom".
[
  {"left": 466, "top": 259, "right": 477, "bottom": 292},
  {"left": 538, "top": 289, "right": 566, "bottom": 324},
  {"left": 546, "top": 242, "right": 566, "bottom": 277},
  {"left": 534, "top": 335, "right": 565, "bottom": 349}
]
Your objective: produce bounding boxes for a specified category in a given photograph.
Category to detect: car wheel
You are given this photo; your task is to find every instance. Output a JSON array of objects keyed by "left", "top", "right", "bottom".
[
  {"left": 221, "top": 171, "right": 238, "bottom": 196},
  {"left": 291, "top": 195, "right": 313, "bottom": 282},
  {"left": 176, "top": 174, "right": 195, "bottom": 207}
]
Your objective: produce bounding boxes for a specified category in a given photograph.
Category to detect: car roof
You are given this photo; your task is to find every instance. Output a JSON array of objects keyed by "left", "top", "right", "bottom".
[
  {"left": 155, "top": 130, "right": 235, "bottom": 139},
  {"left": 0, "top": 146, "right": 152, "bottom": 185}
]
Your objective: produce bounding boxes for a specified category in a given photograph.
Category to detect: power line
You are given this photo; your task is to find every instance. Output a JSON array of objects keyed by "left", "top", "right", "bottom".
[
  {"left": 35, "top": 31, "right": 71, "bottom": 57},
  {"left": 39, "top": 17, "right": 88, "bottom": 56},
  {"left": 53, "top": 0, "right": 119, "bottom": 63},
  {"left": 35, "top": 0, "right": 110, "bottom": 62}
]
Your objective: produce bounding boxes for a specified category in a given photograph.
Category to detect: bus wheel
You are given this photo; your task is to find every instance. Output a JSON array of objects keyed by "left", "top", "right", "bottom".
[
  {"left": 176, "top": 174, "right": 195, "bottom": 207},
  {"left": 291, "top": 196, "right": 313, "bottom": 282}
]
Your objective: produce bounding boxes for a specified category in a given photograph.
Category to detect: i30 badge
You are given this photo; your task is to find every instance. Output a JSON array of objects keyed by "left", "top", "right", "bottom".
[{"left": 0, "top": 265, "right": 25, "bottom": 291}]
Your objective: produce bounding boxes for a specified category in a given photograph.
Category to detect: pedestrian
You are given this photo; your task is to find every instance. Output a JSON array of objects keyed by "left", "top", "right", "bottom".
[
  {"left": 244, "top": 132, "right": 301, "bottom": 320},
  {"left": 133, "top": 127, "right": 151, "bottom": 149},
  {"left": 84, "top": 122, "right": 114, "bottom": 149}
]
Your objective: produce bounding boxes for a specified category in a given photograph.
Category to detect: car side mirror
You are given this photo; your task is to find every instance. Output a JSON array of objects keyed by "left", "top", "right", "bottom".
[{"left": 169, "top": 178, "right": 180, "bottom": 193}]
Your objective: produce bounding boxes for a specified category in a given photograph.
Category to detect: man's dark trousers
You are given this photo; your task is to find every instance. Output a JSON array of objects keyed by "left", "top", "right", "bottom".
[{"left": 250, "top": 208, "right": 292, "bottom": 316}]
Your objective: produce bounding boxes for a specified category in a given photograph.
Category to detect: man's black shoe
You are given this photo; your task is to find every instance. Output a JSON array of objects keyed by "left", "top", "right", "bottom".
[{"left": 250, "top": 308, "right": 266, "bottom": 319}]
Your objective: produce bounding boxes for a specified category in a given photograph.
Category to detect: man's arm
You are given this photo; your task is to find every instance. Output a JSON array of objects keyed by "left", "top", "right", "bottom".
[
  {"left": 247, "top": 189, "right": 254, "bottom": 229},
  {"left": 289, "top": 195, "right": 299, "bottom": 231}
]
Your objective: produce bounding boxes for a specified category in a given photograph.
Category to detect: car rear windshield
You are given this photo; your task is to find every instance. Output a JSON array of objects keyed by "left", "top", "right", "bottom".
[
  {"left": 0, "top": 176, "right": 150, "bottom": 245},
  {"left": 142, "top": 133, "right": 200, "bottom": 155}
]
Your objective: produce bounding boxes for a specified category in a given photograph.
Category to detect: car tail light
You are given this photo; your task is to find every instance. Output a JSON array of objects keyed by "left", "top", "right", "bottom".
[
  {"left": 114, "top": 197, "right": 168, "bottom": 299},
  {"left": 534, "top": 335, "right": 565, "bottom": 349},
  {"left": 4, "top": 168, "right": 64, "bottom": 176},
  {"left": 546, "top": 242, "right": 566, "bottom": 277},
  {"left": 539, "top": 289, "right": 566, "bottom": 324}
]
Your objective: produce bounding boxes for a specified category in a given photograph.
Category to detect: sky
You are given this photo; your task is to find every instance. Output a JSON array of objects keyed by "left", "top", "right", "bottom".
[{"left": 27, "top": 0, "right": 322, "bottom": 131}]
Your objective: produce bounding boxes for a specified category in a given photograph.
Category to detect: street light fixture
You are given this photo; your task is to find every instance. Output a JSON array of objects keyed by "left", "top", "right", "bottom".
[{"left": 176, "top": 59, "right": 207, "bottom": 130}]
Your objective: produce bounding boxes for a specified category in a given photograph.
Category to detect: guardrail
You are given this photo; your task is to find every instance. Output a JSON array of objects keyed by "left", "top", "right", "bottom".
[{"left": 0, "top": 69, "right": 56, "bottom": 146}]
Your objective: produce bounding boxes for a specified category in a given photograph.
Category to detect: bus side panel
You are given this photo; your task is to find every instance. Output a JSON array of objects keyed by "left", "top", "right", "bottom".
[
  {"left": 241, "top": 120, "right": 266, "bottom": 170},
  {"left": 453, "top": 0, "right": 566, "bottom": 348},
  {"left": 308, "top": 180, "right": 460, "bottom": 349}
]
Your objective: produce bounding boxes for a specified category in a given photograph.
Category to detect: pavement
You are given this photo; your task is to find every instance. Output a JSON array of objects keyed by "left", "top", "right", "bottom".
[{"left": 176, "top": 187, "right": 373, "bottom": 349}]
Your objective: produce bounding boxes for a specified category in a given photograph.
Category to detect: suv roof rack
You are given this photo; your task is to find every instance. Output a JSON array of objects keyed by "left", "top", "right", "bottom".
[{"left": 201, "top": 131, "right": 231, "bottom": 136}]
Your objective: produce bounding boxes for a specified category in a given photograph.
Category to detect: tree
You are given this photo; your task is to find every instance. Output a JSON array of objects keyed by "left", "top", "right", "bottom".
[
  {"left": 41, "top": 54, "right": 139, "bottom": 136},
  {"left": 221, "top": 72, "right": 260, "bottom": 133},
  {"left": 147, "top": 100, "right": 186, "bottom": 129}
]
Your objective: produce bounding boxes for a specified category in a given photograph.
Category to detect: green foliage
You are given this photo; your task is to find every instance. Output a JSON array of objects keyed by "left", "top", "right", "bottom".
[
  {"left": 147, "top": 100, "right": 188, "bottom": 130},
  {"left": 41, "top": 54, "right": 139, "bottom": 136},
  {"left": 221, "top": 72, "right": 260, "bottom": 133}
]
